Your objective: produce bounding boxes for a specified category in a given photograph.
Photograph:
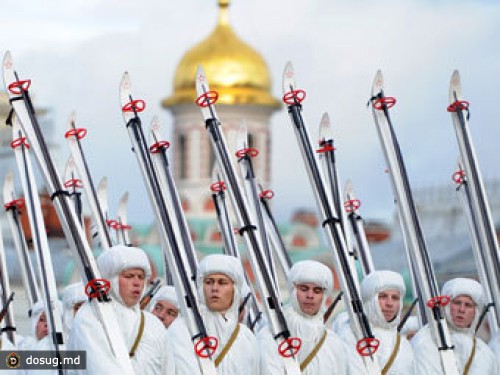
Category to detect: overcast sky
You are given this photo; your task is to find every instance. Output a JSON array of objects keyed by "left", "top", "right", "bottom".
[{"left": 1, "top": 0, "right": 499, "bottom": 228}]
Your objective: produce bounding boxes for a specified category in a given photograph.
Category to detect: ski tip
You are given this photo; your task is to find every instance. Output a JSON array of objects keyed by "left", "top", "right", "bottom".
[
  {"left": 149, "top": 116, "right": 162, "bottom": 144},
  {"left": 371, "top": 69, "right": 384, "bottom": 96},
  {"left": 318, "top": 112, "right": 332, "bottom": 143},
  {"left": 236, "top": 121, "right": 248, "bottom": 150},
  {"left": 3, "top": 50, "right": 12, "bottom": 69},
  {"left": 119, "top": 191, "right": 129, "bottom": 205},
  {"left": 150, "top": 115, "right": 160, "bottom": 132},
  {"left": 64, "top": 155, "right": 77, "bottom": 181},
  {"left": 344, "top": 179, "right": 355, "bottom": 199},
  {"left": 282, "top": 61, "right": 295, "bottom": 95},
  {"left": 120, "top": 71, "right": 131, "bottom": 91},
  {"left": 66, "top": 154, "right": 76, "bottom": 166},
  {"left": 195, "top": 65, "right": 208, "bottom": 94},
  {"left": 4, "top": 169, "right": 13, "bottom": 186},
  {"left": 3, "top": 169, "right": 14, "bottom": 202},
  {"left": 449, "top": 70, "right": 462, "bottom": 103},
  {"left": 98, "top": 176, "right": 108, "bottom": 190},
  {"left": 67, "top": 111, "right": 77, "bottom": 128},
  {"left": 211, "top": 162, "right": 221, "bottom": 183}
]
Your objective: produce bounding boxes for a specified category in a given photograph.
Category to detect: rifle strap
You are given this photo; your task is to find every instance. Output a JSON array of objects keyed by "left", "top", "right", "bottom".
[
  {"left": 129, "top": 312, "right": 145, "bottom": 357},
  {"left": 214, "top": 323, "right": 240, "bottom": 367},
  {"left": 463, "top": 336, "right": 476, "bottom": 375},
  {"left": 300, "top": 329, "right": 327, "bottom": 371},
  {"left": 381, "top": 333, "right": 401, "bottom": 375}
]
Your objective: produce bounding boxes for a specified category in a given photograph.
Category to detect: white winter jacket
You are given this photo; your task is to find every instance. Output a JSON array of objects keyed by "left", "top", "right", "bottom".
[
  {"left": 338, "top": 270, "right": 416, "bottom": 374},
  {"left": 166, "top": 254, "right": 259, "bottom": 375},
  {"left": 67, "top": 245, "right": 176, "bottom": 375},
  {"left": 258, "top": 260, "right": 348, "bottom": 374}
]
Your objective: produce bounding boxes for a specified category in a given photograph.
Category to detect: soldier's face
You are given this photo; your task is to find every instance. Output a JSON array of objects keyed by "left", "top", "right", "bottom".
[
  {"left": 295, "top": 283, "right": 324, "bottom": 316},
  {"left": 36, "top": 312, "right": 49, "bottom": 340},
  {"left": 378, "top": 290, "right": 401, "bottom": 322},
  {"left": 450, "top": 295, "right": 476, "bottom": 328},
  {"left": 153, "top": 300, "right": 179, "bottom": 328},
  {"left": 119, "top": 268, "right": 146, "bottom": 307},
  {"left": 203, "top": 273, "right": 234, "bottom": 313},
  {"left": 73, "top": 301, "right": 84, "bottom": 316}
]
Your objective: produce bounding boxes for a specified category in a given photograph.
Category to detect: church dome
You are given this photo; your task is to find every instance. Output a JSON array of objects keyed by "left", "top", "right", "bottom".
[{"left": 162, "top": 0, "right": 280, "bottom": 109}]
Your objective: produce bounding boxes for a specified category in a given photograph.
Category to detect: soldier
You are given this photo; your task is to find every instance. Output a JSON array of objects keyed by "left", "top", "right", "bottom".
[
  {"left": 18, "top": 299, "right": 63, "bottom": 351},
  {"left": 338, "top": 270, "right": 416, "bottom": 374},
  {"left": 67, "top": 245, "right": 175, "bottom": 374},
  {"left": 411, "top": 277, "right": 498, "bottom": 374},
  {"left": 490, "top": 332, "right": 500, "bottom": 371},
  {"left": 150, "top": 285, "right": 179, "bottom": 328},
  {"left": 258, "top": 260, "right": 348, "bottom": 374},
  {"left": 61, "top": 282, "right": 87, "bottom": 336},
  {"left": 166, "top": 254, "right": 259, "bottom": 374}
]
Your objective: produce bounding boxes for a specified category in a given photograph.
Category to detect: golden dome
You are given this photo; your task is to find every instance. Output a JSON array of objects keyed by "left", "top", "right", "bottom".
[{"left": 162, "top": 0, "right": 280, "bottom": 109}]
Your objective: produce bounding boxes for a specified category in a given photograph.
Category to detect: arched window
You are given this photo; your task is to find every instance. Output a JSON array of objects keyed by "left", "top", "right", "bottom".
[
  {"left": 248, "top": 133, "right": 255, "bottom": 148},
  {"left": 208, "top": 140, "right": 216, "bottom": 177},
  {"left": 178, "top": 134, "right": 187, "bottom": 179},
  {"left": 209, "top": 231, "right": 222, "bottom": 243},
  {"left": 292, "top": 235, "right": 307, "bottom": 248},
  {"left": 203, "top": 196, "right": 215, "bottom": 212},
  {"left": 181, "top": 198, "right": 190, "bottom": 212}
]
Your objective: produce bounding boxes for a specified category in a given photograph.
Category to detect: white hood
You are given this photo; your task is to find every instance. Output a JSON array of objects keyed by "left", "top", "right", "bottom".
[
  {"left": 441, "top": 277, "right": 484, "bottom": 335},
  {"left": 360, "top": 270, "right": 406, "bottom": 329},
  {"left": 286, "top": 260, "right": 333, "bottom": 319},
  {"left": 150, "top": 285, "right": 180, "bottom": 311},
  {"left": 196, "top": 254, "right": 245, "bottom": 318},
  {"left": 97, "top": 245, "right": 152, "bottom": 308},
  {"left": 62, "top": 282, "right": 87, "bottom": 334}
]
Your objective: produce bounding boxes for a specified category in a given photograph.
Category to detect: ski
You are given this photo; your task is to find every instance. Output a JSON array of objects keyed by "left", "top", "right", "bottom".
[
  {"left": 149, "top": 116, "right": 199, "bottom": 275},
  {"left": 317, "top": 112, "right": 354, "bottom": 258},
  {"left": 196, "top": 66, "right": 301, "bottom": 375},
  {"left": 0, "top": 217, "right": 17, "bottom": 345},
  {"left": 210, "top": 166, "right": 263, "bottom": 331},
  {"left": 63, "top": 155, "right": 84, "bottom": 226},
  {"left": 3, "top": 170, "right": 40, "bottom": 312},
  {"left": 119, "top": 72, "right": 217, "bottom": 375},
  {"left": 11, "top": 116, "right": 66, "bottom": 371},
  {"left": 95, "top": 176, "right": 112, "bottom": 243},
  {"left": 281, "top": 62, "right": 380, "bottom": 374},
  {"left": 113, "top": 191, "right": 132, "bottom": 246},
  {"left": 235, "top": 123, "right": 280, "bottom": 295},
  {"left": 65, "top": 112, "right": 113, "bottom": 249},
  {"left": 448, "top": 71, "right": 500, "bottom": 335},
  {"left": 369, "top": 69, "right": 458, "bottom": 374},
  {"left": 210, "top": 166, "right": 240, "bottom": 258},
  {"left": 2, "top": 51, "right": 135, "bottom": 374},
  {"left": 344, "top": 180, "right": 375, "bottom": 276},
  {"left": 258, "top": 184, "right": 292, "bottom": 276}
]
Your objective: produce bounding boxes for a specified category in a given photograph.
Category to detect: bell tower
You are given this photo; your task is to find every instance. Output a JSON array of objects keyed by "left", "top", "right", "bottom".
[{"left": 161, "top": 0, "right": 281, "bottom": 217}]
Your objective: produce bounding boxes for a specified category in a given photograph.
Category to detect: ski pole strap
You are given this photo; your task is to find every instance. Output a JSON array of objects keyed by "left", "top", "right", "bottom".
[
  {"left": 381, "top": 333, "right": 401, "bottom": 375},
  {"left": 238, "top": 224, "right": 257, "bottom": 236},
  {"left": 300, "top": 329, "right": 327, "bottom": 371},
  {"left": 321, "top": 217, "right": 340, "bottom": 228},
  {"left": 463, "top": 336, "right": 476, "bottom": 375},
  {"left": 214, "top": 323, "right": 240, "bottom": 367},
  {"left": 129, "top": 312, "right": 145, "bottom": 357},
  {"left": 50, "top": 190, "right": 71, "bottom": 201}
]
